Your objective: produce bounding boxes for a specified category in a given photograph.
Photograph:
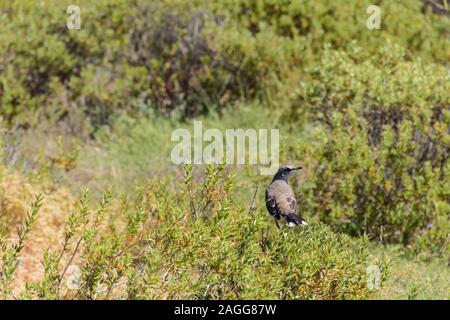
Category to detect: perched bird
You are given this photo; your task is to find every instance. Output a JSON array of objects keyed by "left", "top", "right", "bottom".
[{"left": 265, "top": 165, "right": 307, "bottom": 228}]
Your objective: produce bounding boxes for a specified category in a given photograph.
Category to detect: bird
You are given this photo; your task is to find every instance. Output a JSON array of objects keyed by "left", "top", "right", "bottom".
[{"left": 265, "top": 165, "right": 307, "bottom": 228}]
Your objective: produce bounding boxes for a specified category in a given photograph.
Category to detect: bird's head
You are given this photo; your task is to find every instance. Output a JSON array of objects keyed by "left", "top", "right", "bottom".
[{"left": 272, "top": 165, "right": 302, "bottom": 181}]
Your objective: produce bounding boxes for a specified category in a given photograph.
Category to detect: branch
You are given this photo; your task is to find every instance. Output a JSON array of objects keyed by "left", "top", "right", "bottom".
[{"left": 247, "top": 186, "right": 259, "bottom": 215}]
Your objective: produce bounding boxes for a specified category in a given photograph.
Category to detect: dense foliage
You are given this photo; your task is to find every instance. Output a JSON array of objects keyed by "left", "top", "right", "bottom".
[
  {"left": 1, "top": 0, "right": 448, "bottom": 127},
  {"left": 295, "top": 44, "right": 449, "bottom": 254},
  {"left": 0, "top": 163, "right": 374, "bottom": 299}
]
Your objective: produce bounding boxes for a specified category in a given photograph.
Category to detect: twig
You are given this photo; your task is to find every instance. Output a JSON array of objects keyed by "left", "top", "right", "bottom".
[
  {"left": 98, "top": 279, "right": 128, "bottom": 294},
  {"left": 57, "top": 237, "right": 82, "bottom": 299},
  {"left": 422, "top": 0, "right": 450, "bottom": 15},
  {"left": 247, "top": 185, "right": 259, "bottom": 215}
]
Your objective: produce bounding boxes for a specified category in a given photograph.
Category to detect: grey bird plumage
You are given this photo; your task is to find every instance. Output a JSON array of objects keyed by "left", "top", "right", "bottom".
[{"left": 265, "top": 165, "right": 307, "bottom": 228}]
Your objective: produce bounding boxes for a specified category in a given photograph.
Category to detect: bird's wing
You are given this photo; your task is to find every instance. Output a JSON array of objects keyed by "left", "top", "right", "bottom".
[
  {"left": 286, "top": 196, "right": 297, "bottom": 213},
  {"left": 265, "top": 188, "right": 280, "bottom": 219},
  {"left": 267, "top": 181, "right": 305, "bottom": 227},
  {"left": 275, "top": 196, "right": 296, "bottom": 217},
  {"left": 269, "top": 181, "right": 297, "bottom": 217},
  {"left": 266, "top": 181, "right": 297, "bottom": 216}
]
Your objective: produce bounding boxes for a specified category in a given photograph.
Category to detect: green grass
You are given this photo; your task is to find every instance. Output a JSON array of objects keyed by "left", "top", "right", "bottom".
[
  {"left": 369, "top": 244, "right": 449, "bottom": 300},
  {"left": 75, "top": 103, "right": 288, "bottom": 192}
]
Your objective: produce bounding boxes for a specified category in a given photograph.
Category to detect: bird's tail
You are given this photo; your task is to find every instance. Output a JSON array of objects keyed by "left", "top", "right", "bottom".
[{"left": 284, "top": 213, "right": 307, "bottom": 227}]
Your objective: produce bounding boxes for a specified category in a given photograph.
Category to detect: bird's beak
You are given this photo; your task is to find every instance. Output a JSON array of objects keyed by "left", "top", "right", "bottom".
[{"left": 293, "top": 166, "right": 302, "bottom": 171}]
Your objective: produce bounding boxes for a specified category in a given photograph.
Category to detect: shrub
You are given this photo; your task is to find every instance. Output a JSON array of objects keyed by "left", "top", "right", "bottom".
[
  {"left": 124, "top": 1, "right": 230, "bottom": 117},
  {"left": 1, "top": 0, "right": 448, "bottom": 129},
  {"left": 201, "top": 0, "right": 450, "bottom": 110},
  {"left": 0, "top": 0, "right": 132, "bottom": 129},
  {"left": 0, "top": 148, "right": 75, "bottom": 291},
  {"left": 207, "top": 0, "right": 450, "bottom": 63},
  {"left": 0, "top": 164, "right": 374, "bottom": 299},
  {"left": 294, "top": 44, "right": 449, "bottom": 254}
]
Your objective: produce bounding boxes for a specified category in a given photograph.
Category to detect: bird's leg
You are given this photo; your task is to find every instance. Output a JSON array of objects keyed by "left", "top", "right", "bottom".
[{"left": 275, "top": 219, "right": 280, "bottom": 229}]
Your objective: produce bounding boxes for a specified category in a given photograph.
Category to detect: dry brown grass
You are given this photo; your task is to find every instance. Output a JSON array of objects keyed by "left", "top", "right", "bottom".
[{"left": 0, "top": 172, "right": 75, "bottom": 293}]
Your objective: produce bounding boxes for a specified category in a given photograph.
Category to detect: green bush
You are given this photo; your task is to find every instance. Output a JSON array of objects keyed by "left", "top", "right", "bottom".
[
  {"left": 294, "top": 44, "right": 449, "bottom": 254},
  {"left": 0, "top": 165, "right": 374, "bottom": 299},
  {"left": 207, "top": 0, "right": 450, "bottom": 63},
  {"left": 1, "top": 0, "right": 448, "bottom": 129},
  {"left": 201, "top": 0, "right": 450, "bottom": 109},
  {"left": 0, "top": 0, "right": 132, "bottom": 128}
]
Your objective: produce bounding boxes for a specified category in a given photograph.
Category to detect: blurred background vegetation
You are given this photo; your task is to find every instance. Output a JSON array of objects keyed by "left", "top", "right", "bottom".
[{"left": 0, "top": 0, "right": 449, "bottom": 299}]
